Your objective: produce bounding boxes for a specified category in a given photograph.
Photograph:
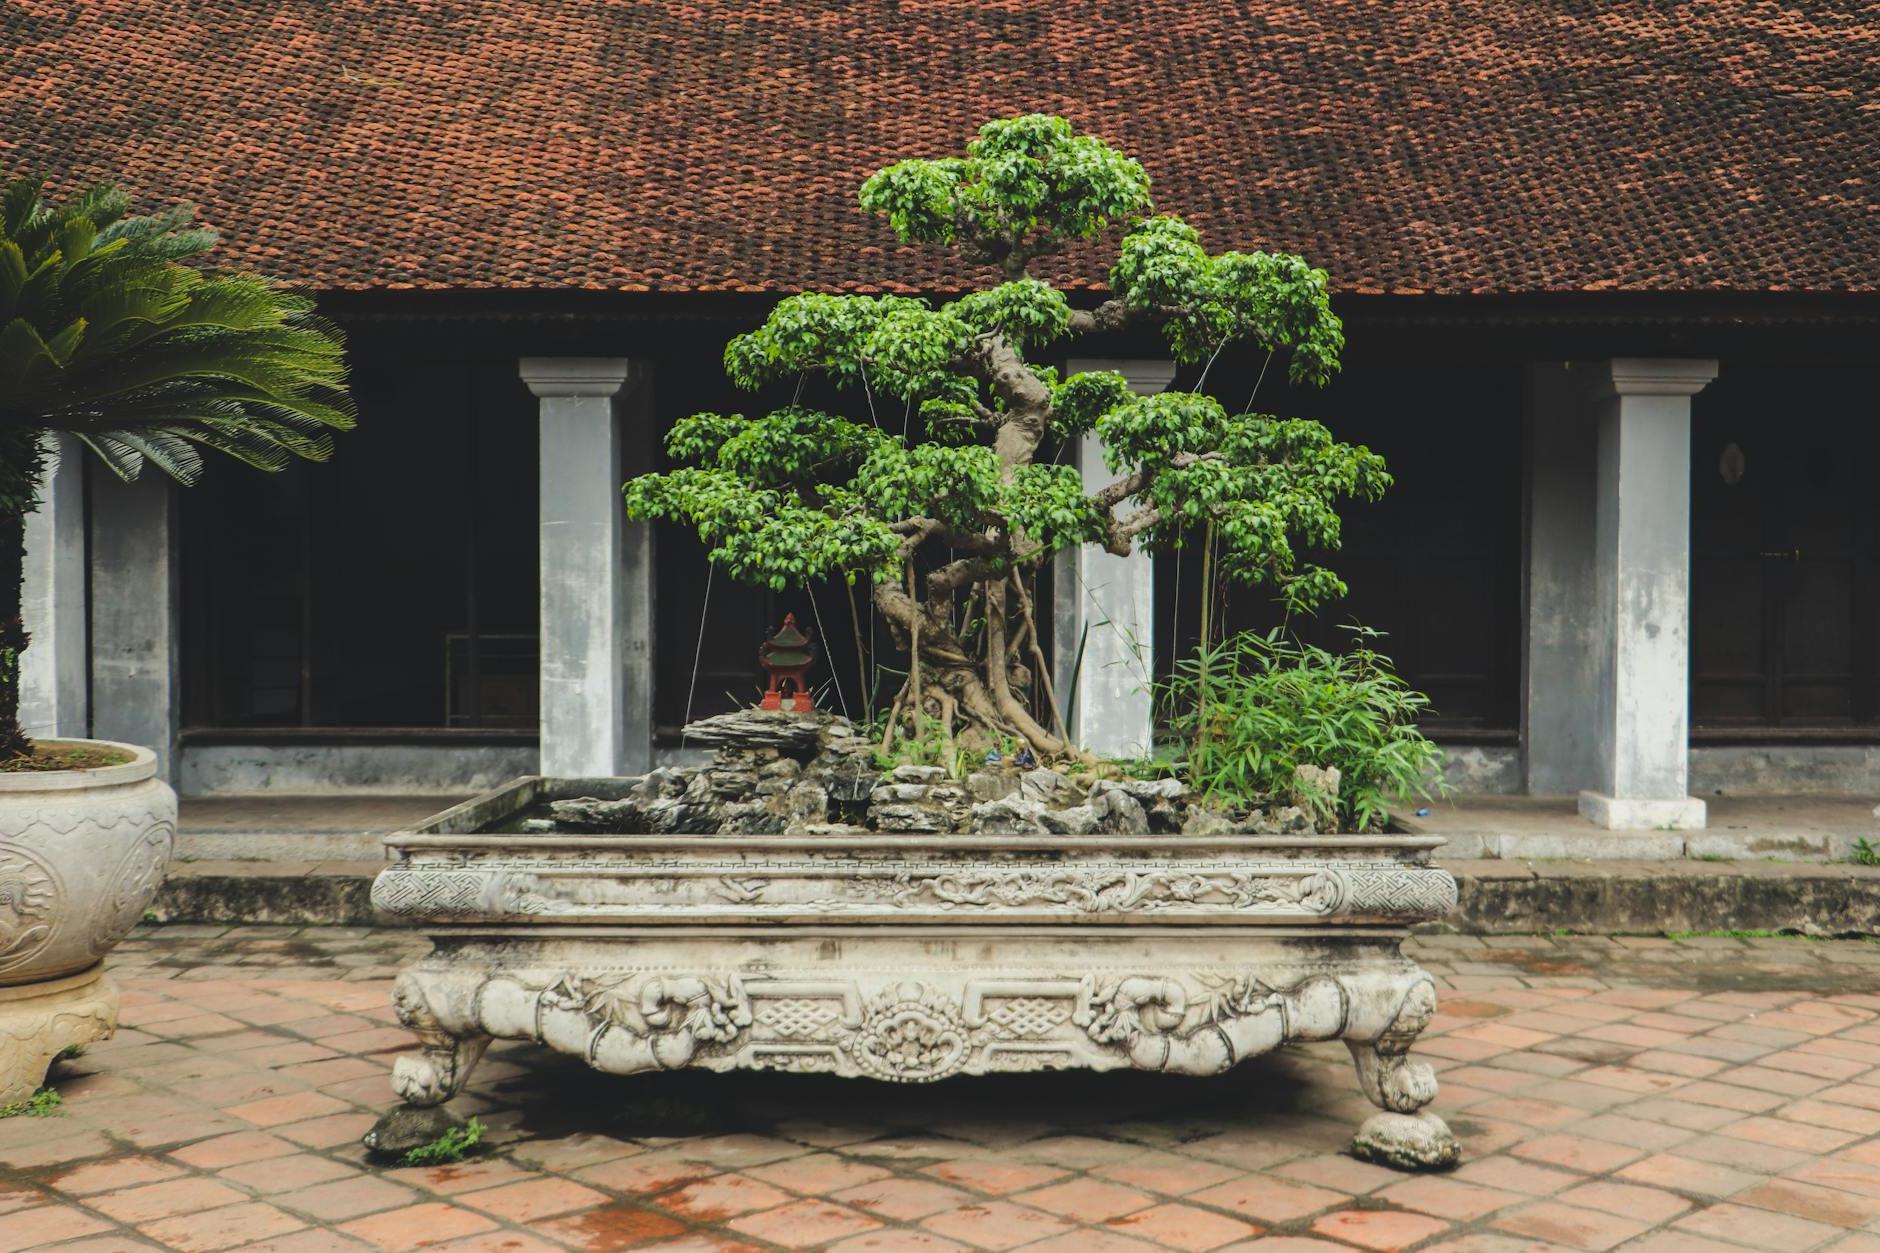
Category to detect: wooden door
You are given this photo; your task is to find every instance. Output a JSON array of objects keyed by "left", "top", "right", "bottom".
[{"left": 1691, "top": 365, "right": 1879, "bottom": 727}]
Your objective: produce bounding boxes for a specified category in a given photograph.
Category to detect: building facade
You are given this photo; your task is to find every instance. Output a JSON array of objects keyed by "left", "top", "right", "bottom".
[{"left": 8, "top": 2, "right": 1877, "bottom": 825}]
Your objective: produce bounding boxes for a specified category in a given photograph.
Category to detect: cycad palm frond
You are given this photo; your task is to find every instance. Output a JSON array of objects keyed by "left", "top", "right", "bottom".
[{"left": 0, "top": 175, "right": 351, "bottom": 485}]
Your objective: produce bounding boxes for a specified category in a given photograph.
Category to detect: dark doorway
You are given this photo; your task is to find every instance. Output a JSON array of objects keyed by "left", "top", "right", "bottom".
[
  {"left": 180, "top": 345, "right": 540, "bottom": 730},
  {"left": 1691, "top": 363, "right": 1880, "bottom": 728}
]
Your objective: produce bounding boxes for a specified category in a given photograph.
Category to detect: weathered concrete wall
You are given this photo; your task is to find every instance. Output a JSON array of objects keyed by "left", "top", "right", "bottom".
[
  {"left": 1521, "top": 364, "right": 1601, "bottom": 794},
  {"left": 179, "top": 743, "right": 538, "bottom": 795},
  {"left": 1447, "top": 861, "right": 1880, "bottom": 936},
  {"left": 19, "top": 436, "right": 88, "bottom": 740},
  {"left": 148, "top": 857, "right": 1880, "bottom": 934},
  {"left": 88, "top": 472, "right": 180, "bottom": 779},
  {"left": 1436, "top": 744, "right": 1524, "bottom": 795},
  {"left": 1692, "top": 745, "right": 1880, "bottom": 797}
]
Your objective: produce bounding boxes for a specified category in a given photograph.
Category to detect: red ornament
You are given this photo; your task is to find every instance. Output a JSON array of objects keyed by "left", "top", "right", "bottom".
[{"left": 758, "top": 613, "right": 816, "bottom": 713}]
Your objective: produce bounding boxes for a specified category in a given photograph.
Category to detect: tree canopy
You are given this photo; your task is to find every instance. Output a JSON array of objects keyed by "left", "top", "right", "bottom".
[{"left": 627, "top": 115, "right": 1387, "bottom": 758}]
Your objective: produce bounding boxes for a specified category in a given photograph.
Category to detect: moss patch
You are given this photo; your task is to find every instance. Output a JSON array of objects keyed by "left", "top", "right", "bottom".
[{"left": 0, "top": 741, "right": 135, "bottom": 773}]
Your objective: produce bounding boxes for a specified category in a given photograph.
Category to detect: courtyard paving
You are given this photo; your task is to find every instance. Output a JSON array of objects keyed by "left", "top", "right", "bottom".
[{"left": 4, "top": 928, "right": 1880, "bottom": 1253}]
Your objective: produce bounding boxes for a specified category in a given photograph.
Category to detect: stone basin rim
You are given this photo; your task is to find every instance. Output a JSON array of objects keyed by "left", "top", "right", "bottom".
[
  {"left": 384, "top": 833, "right": 1449, "bottom": 852},
  {"left": 404, "top": 918, "right": 1413, "bottom": 925}
]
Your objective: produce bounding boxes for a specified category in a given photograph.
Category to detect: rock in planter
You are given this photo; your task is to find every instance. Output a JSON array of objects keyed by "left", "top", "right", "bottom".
[
  {"left": 869, "top": 802, "right": 953, "bottom": 833},
  {"left": 1019, "top": 767, "right": 1083, "bottom": 807},
  {"left": 0, "top": 740, "right": 174, "bottom": 1106},
  {"left": 969, "top": 797, "right": 1052, "bottom": 835},
  {"left": 680, "top": 709, "right": 855, "bottom": 757},
  {"left": 964, "top": 770, "right": 1019, "bottom": 803},
  {"left": 1182, "top": 807, "right": 1241, "bottom": 836}
]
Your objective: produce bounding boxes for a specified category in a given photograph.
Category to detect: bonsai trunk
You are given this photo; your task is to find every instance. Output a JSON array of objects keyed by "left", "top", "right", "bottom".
[
  {"left": 0, "top": 431, "right": 45, "bottom": 761},
  {"left": 873, "top": 569, "right": 1071, "bottom": 761}
]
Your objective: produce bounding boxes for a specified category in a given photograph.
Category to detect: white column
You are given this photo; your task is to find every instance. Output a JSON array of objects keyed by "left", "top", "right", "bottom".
[
  {"left": 19, "top": 436, "right": 88, "bottom": 740},
  {"left": 1578, "top": 358, "right": 1717, "bottom": 830},
  {"left": 1051, "top": 358, "right": 1176, "bottom": 758},
  {"left": 89, "top": 470, "right": 180, "bottom": 780},
  {"left": 1522, "top": 363, "right": 1602, "bottom": 795},
  {"left": 522, "top": 358, "right": 654, "bottom": 778}
]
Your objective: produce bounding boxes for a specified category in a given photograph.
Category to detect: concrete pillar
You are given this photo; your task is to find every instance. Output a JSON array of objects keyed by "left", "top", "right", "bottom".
[
  {"left": 19, "top": 436, "right": 88, "bottom": 740},
  {"left": 1578, "top": 358, "right": 1717, "bottom": 830},
  {"left": 522, "top": 358, "right": 654, "bottom": 778},
  {"left": 88, "top": 469, "right": 180, "bottom": 780},
  {"left": 1522, "top": 364, "right": 1601, "bottom": 795},
  {"left": 1051, "top": 358, "right": 1176, "bottom": 758}
]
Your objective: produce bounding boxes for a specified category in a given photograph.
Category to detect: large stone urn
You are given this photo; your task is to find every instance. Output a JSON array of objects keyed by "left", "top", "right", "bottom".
[
  {"left": 369, "top": 767, "right": 1462, "bottom": 1168},
  {"left": 0, "top": 740, "right": 176, "bottom": 1104}
]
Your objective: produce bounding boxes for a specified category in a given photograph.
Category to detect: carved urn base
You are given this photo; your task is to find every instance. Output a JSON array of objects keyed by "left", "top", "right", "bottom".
[
  {"left": 0, "top": 739, "right": 172, "bottom": 1107},
  {"left": 0, "top": 965, "right": 118, "bottom": 1106},
  {"left": 369, "top": 829, "right": 1460, "bottom": 1169}
]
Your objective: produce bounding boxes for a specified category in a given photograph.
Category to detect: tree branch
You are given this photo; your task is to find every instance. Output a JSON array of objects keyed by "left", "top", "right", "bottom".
[
  {"left": 929, "top": 554, "right": 1006, "bottom": 597},
  {"left": 891, "top": 517, "right": 998, "bottom": 557},
  {"left": 969, "top": 333, "right": 1053, "bottom": 473},
  {"left": 1065, "top": 297, "right": 1190, "bottom": 338},
  {"left": 1065, "top": 298, "right": 1134, "bottom": 336},
  {"left": 1088, "top": 452, "right": 1219, "bottom": 557}
]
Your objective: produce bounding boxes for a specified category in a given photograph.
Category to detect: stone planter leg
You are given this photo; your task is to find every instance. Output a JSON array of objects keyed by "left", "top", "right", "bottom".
[
  {"left": 1345, "top": 977, "right": 1460, "bottom": 1169},
  {"left": 0, "top": 966, "right": 117, "bottom": 1106},
  {"left": 386, "top": 970, "right": 491, "bottom": 1108},
  {"left": 362, "top": 969, "right": 492, "bottom": 1155}
]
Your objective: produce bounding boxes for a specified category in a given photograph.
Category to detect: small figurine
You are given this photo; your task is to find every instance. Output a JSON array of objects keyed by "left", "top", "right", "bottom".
[
  {"left": 1014, "top": 745, "right": 1037, "bottom": 768},
  {"left": 758, "top": 613, "right": 816, "bottom": 713}
]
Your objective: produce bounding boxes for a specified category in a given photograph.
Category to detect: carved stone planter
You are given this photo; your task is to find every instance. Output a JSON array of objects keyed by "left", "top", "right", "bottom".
[
  {"left": 371, "top": 808, "right": 1462, "bottom": 1168},
  {"left": 0, "top": 741, "right": 176, "bottom": 1105}
]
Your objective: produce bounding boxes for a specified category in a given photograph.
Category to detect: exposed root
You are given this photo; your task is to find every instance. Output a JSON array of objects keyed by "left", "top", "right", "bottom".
[
  {"left": 931, "top": 683, "right": 958, "bottom": 764},
  {"left": 869, "top": 558, "right": 1085, "bottom": 764},
  {"left": 1012, "top": 572, "right": 1069, "bottom": 745}
]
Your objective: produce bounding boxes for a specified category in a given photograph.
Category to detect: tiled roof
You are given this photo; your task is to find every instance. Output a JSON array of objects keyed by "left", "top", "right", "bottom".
[{"left": 3, "top": 1, "right": 1875, "bottom": 295}]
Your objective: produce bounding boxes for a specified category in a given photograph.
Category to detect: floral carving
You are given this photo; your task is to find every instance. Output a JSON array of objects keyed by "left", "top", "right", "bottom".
[
  {"left": 90, "top": 821, "right": 174, "bottom": 958},
  {"left": 0, "top": 845, "right": 58, "bottom": 976},
  {"left": 850, "top": 984, "right": 970, "bottom": 1082}
]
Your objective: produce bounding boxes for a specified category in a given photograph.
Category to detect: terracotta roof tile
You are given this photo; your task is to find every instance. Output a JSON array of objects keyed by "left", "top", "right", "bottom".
[{"left": 2, "top": 0, "right": 1875, "bottom": 294}]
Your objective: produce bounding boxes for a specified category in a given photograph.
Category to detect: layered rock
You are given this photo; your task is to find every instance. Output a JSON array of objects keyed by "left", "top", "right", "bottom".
[{"left": 536, "top": 710, "right": 1349, "bottom": 836}]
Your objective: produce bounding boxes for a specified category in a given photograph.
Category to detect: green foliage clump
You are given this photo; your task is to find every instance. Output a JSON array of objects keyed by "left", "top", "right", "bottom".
[
  {"left": 1853, "top": 837, "right": 1879, "bottom": 867},
  {"left": 401, "top": 1116, "right": 486, "bottom": 1166},
  {"left": 1162, "top": 628, "right": 1446, "bottom": 832},
  {"left": 0, "top": 1086, "right": 62, "bottom": 1118},
  {"left": 0, "top": 178, "right": 353, "bottom": 482},
  {"left": 860, "top": 115, "right": 1152, "bottom": 271},
  {"left": 1112, "top": 218, "right": 1344, "bottom": 383}
]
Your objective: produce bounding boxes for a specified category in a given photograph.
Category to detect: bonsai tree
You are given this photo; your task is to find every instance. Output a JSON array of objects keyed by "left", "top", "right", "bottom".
[
  {"left": 0, "top": 178, "right": 353, "bottom": 761},
  {"left": 628, "top": 116, "right": 1387, "bottom": 759}
]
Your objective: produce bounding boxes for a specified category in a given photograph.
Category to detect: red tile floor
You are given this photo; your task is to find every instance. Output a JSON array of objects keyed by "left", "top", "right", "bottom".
[{"left": 3, "top": 927, "right": 1879, "bottom": 1252}]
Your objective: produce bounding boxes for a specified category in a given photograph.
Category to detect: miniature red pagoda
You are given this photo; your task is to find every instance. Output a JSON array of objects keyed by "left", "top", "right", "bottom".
[{"left": 758, "top": 613, "right": 816, "bottom": 712}]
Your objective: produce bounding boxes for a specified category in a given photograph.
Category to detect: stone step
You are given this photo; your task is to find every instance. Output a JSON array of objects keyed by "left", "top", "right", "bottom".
[
  {"left": 148, "top": 857, "right": 1880, "bottom": 936},
  {"left": 155, "top": 860, "right": 380, "bottom": 926},
  {"left": 174, "top": 830, "right": 391, "bottom": 862},
  {"left": 1425, "top": 829, "right": 1870, "bottom": 861}
]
